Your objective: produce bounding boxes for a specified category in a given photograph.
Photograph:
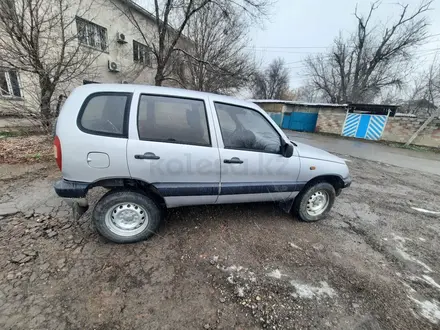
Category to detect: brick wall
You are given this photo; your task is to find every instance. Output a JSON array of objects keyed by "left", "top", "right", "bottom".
[
  {"left": 257, "top": 103, "right": 284, "bottom": 113},
  {"left": 315, "top": 108, "right": 347, "bottom": 134},
  {"left": 315, "top": 110, "right": 440, "bottom": 147},
  {"left": 383, "top": 117, "right": 440, "bottom": 147}
]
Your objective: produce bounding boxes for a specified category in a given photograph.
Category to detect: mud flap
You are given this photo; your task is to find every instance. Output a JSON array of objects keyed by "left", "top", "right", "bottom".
[{"left": 71, "top": 199, "right": 89, "bottom": 220}]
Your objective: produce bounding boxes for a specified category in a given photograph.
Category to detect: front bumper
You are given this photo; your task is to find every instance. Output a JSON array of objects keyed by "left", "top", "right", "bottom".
[
  {"left": 343, "top": 176, "right": 352, "bottom": 188},
  {"left": 54, "top": 179, "right": 90, "bottom": 198}
]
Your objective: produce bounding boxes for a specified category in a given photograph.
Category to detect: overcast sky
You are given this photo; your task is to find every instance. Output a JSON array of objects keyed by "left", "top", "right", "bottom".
[{"left": 248, "top": 0, "right": 440, "bottom": 87}]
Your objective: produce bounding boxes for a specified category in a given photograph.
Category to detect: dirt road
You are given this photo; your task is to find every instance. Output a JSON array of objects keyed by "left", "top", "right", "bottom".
[{"left": 1, "top": 156, "right": 440, "bottom": 330}]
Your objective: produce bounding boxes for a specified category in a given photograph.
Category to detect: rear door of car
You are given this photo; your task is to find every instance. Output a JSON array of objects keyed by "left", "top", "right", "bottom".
[
  {"left": 210, "top": 98, "right": 301, "bottom": 204},
  {"left": 126, "top": 90, "right": 221, "bottom": 207}
]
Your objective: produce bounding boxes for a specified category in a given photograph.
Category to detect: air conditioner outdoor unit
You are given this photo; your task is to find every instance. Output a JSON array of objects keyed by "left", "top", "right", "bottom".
[
  {"left": 116, "top": 32, "right": 127, "bottom": 43},
  {"left": 108, "top": 60, "right": 120, "bottom": 72}
]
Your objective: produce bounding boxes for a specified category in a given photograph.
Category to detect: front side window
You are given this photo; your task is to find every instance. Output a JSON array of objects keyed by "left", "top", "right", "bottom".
[
  {"left": 0, "top": 69, "right": 22, "bottom": 98},
  {"left": 76, "top": 17, "right": 108, "bottom": 51},
  {"left": 78, "top": 93, "right": 131, "bottom": 137},
  {"left": 215, "top": 103, "right": 281, "bottom": 154},
  {"left": 138, "top": 95, "right": 210, "bottom": 146},
  {"left": 133, "top": 40, "right": 151, "bottom": 66}
]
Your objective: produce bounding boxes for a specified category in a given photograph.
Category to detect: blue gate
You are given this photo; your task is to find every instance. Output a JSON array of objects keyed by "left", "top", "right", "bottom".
[
  {"left": 282, "top": 112, "right": 318, "bottom": 132},
  {"left": 268, "top": 113, "right": 282, "bottom": 127},
  {"left": 342, "top": 113, "right": 388, "bottom": 140}
]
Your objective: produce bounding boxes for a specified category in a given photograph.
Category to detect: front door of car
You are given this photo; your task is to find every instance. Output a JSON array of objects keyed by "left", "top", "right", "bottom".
[
  {"left": 127, "top": 94, "right": 220, "bottom": 207},
  {"left": 213, "top": 102, "right": 301, "bottom": 204}
]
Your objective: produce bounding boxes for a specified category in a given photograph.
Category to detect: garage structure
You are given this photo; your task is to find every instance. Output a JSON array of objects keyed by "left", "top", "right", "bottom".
[{"left": 250, "top": 100, "right": 346, "bottom": 133}]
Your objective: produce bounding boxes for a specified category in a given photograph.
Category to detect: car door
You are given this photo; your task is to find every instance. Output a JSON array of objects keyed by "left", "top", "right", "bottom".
[
  {"left": 126, "top": 92, "right": 221, "bottom": 207},
  {"left": 212, "top": 101, "right": 301, "bottom": 204}
]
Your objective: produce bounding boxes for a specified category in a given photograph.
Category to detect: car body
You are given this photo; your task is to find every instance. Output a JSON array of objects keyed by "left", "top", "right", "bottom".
[{"left": 53, "top": 84, "right": 351, "bottom": 243}]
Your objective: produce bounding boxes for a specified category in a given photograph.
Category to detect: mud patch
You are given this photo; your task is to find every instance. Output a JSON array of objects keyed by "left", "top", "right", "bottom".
[{"left": 290, "top": 280, "right": 337, "bottom": 299}]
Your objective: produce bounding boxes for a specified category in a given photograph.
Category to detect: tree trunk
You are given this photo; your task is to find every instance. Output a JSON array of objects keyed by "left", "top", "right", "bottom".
[
  {"left": 40, "top": 95, "right": 52, "bottom": 132},
  {"left": 39, "top": 75, "right": 54, "bottom": 132},
  {"left": 155, "top": 66, "right": 164, "bottom": 86}
]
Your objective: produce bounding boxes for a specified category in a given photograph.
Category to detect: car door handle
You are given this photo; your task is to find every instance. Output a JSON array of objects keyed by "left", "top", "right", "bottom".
[
  {"left": 224, "top": 157, "right": 243, "bottom": 164},
  {"left": 134, "top": 152, "right": 160, "bottom": 160}
]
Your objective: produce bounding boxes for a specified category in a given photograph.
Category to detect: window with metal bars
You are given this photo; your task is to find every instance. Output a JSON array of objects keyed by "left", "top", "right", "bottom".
[
  {"left": 133, "top": 40, "right": 152, "bottom": 67},
  {"left": 0, "top": 69, "right": 22, "bottom": 98},
  {"left": 76, "top": 17, "right": 108, "bottom": 52}
]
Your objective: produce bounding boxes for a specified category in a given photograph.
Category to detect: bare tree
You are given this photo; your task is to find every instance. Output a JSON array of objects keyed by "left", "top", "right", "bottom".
[
  {"left": 251, "top": 58, "right": 290, "bottom": 99},
  {"left": 0, "top": 0, "right": 101, "bottom": 129},
  {"left": 109, "top": 0, "right": 269, "bottom": 87},
  {"left": 293, "top": 85, "right": 322, "bottom": 103},
  {"left": 405, "top": 55, "right": 439, "bottom": 116},
  {"left": 304, "top": 1, "right": 432, "bottom": 104},
  {"left": 174, "top": 4, "right": 255, "bottom": 94}
]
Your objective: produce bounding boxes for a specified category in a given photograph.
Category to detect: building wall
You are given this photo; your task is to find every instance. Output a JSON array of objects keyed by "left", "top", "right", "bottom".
[
  {"left": 314, "top": 109, "right": 440, "bottom": 147},
  {"left": 315, "top": 108, "right": 347, "bottom": 135},
  {"left": 382, "top": 117, "right": 440, "bottom": 147},
  {"left": 0, "top": 0, "right": 190, "bottom": 118}
]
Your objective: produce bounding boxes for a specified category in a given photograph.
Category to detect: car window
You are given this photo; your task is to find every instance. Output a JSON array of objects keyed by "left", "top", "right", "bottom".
[
  {"left": 215, "top": 103, "right": 281, "bottom": 154},
  {"left": 138, "top": 95, "right": 210, "bottom": 146},
  {"left": 79, "top": 93, "right": 130, "bottom": 137}
]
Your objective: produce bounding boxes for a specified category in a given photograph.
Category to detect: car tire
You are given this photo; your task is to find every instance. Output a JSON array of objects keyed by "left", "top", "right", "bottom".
[
  {"left": 93, "top": 189, "right": 162, "bottom": 243},
  {"left": 294, "top": 182, "right": 336, "bottom": 222}
]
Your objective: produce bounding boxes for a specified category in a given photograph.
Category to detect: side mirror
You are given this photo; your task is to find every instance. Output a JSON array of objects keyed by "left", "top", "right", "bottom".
[{"left": 282, "top": 143, "right": 294, "bottom": 158}]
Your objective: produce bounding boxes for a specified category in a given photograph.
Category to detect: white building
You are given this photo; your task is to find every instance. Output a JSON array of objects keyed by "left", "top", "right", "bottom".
[{"left": 0, "top": 0, "right": 189, "bottom": 117}]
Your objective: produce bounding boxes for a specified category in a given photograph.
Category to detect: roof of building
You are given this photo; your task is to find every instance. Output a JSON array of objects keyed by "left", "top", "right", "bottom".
[
  {"left": 121, "top": 0, "right": 191, "bottom": 43},
  {"left": 347, "top": 103, "right": 400, "bottom": 116},
  {"left": 121, "top": 0, "right": 156, "bottom": 22},
  {"left": 249, "top": 99, "right": 348, "bottom": 108}
]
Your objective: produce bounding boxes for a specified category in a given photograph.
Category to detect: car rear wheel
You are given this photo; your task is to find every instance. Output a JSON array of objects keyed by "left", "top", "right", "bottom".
[
  {"left": 294, "top": 182, "right": 336, "bottom": 222},
  {"left": 93, "top": 189, "right": 162, "bottom": 243}
]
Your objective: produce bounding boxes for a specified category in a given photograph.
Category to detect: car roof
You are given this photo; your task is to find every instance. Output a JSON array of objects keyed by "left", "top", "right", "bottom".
[{"left": 73, "top": 84, "right": 258, "bottom": 109}]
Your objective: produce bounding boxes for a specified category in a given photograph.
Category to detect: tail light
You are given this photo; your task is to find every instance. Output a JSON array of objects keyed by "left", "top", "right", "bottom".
[{"left": 53, "top": 135, "right": 62, "bottom": 170}]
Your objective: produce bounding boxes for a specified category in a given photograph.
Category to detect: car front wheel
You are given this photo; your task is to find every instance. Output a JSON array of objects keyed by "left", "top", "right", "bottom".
[
  {"left": 294, "top": 182, "right": 336, "bottom": 222},
  {"left": 93, "top": 189, "right": 162, "bottom": 243}
]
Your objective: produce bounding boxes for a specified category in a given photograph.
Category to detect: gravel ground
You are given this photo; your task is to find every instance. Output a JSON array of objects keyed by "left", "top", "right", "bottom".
[{"left": 1, "top": 157, "right": 440, "bottom": 330}]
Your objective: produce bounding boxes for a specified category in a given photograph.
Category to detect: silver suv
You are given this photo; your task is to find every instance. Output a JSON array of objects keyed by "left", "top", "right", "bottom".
[{"left": 54, "top": 84, "right": 351, "bottom": 243}]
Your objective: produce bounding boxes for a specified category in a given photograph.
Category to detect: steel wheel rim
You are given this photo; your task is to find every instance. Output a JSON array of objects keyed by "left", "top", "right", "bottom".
[
  {"left": 105, "top": 202, "right": 149, "bottom": 237},
  {"left": 306, "top": 191, "right": 329, "bottom": 216}
]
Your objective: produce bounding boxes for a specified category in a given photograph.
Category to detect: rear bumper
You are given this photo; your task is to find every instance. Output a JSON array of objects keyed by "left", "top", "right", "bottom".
[{"left": 54, "top": 179, "right": 90, "bottom": 198}]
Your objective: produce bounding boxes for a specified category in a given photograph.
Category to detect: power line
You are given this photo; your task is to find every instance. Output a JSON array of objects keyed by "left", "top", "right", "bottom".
[
  {"left": 247, "top": 33, "right": 440, "bottom": 51},
  {"left": 245, "top": 47, "right": 440, "bottom": 55}
]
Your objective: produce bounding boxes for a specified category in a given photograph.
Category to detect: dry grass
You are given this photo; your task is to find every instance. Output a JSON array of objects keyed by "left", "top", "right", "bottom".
[{"left": 0, "top": 135, "right": 53, "bottom": 164}]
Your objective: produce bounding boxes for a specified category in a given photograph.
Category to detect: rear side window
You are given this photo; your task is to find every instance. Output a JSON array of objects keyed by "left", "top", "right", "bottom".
[
  {"left": 137, "top": 95, "right": 210, "bottom": 146},
  {"left": 78, "top": 92, "right": 132, "bottom": 137}
]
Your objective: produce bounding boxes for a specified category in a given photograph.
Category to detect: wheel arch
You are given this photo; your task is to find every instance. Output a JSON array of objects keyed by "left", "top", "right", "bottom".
[
  {"left": 89, "top": 178, "right": 166, "bottom": 208},
  {"left": 301, "top": 174, "right": 344, "bottom": 192}
]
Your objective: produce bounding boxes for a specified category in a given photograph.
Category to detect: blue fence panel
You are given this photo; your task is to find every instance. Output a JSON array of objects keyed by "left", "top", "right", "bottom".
[
  {"left": 342, "top": 113, "right": 361, "bottom": 137},
  {"left": 282, "top": 113, "right": 291, "bottom": 129},
  {"left": 356, "top": 115, "right": 371, "bottom": 138},
  {"left": 342, "top": 113, "right": 387, "bottom": 140},
  {"left": 289, "top": 112, "right": 318, "bottom": 132},
  {"left": 365, "top": 115, "right": 387, "bottom": 140}
]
